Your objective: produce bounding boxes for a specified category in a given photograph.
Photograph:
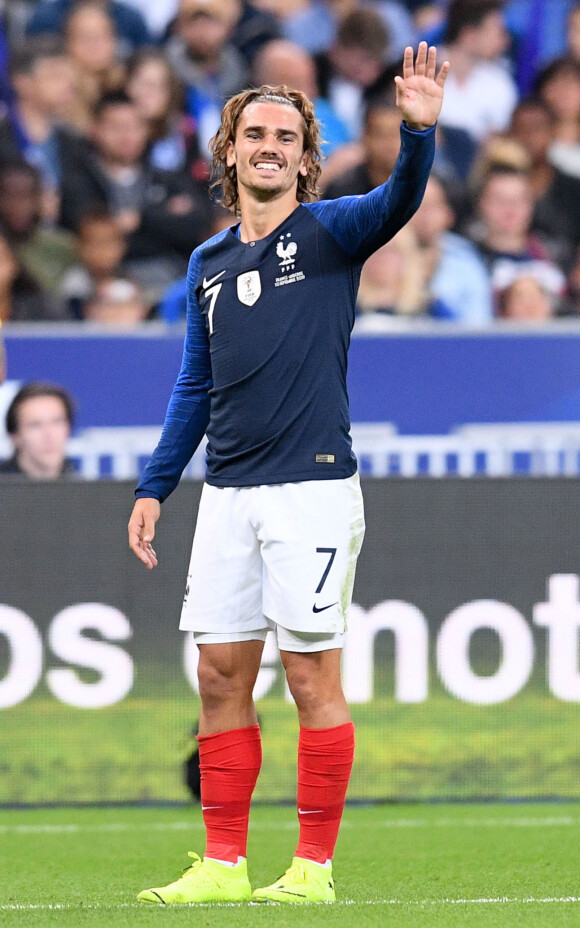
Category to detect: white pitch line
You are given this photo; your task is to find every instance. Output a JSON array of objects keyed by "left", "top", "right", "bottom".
[
  {"left": 1, "top": 897, "right": 579, "bottom": 911},
  {"left": 1, "top": 815, "right": 580, "bottom": 835}
]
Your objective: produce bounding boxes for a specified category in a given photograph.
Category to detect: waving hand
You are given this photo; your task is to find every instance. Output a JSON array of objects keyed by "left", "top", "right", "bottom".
[{"left": 394, "top": 42, "right": 450, "bottom": 131}]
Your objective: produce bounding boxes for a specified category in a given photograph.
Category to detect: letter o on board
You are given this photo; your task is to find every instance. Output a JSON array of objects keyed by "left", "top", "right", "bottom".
[
  {"left": 0, "top": 605, "right": 43, "bottom": 708},
  {"left": 436, "top": 600, "right": 534, "bottom": 704}
]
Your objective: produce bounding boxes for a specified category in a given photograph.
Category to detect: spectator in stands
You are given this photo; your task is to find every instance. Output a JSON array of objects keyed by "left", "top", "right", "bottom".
[
  {"left": 59, "top": 91, "right": 210, "bottom": 302},
  {"left": 535, "top": 55, "right": 580, "bottom": 144},
  {"left": 256, "top": 0, "right": 414, "bottom": 61},
  {"left": 251, "top": 39, "right": 350, "bottom": 156},
  {"left": 497, "top": 272, "right": 556, "bottom": 320},
  {"left": 356, "top": 226, "right": 429, "bottom": 320},
  {"left": 0, "top": 231, "right": 67, "bottom": 321},
  {"left": 126, "top": 49, "right": 207, "bottom": 180},
  {"left": 64, "top": 1, "right": 127, "bottom": 133},
  {"left": 323, "top": 97, "right": 402, "bottom": 198},
  {"left": 314, "top": 7, "right": 392, "bottom": 140},
  {"left": 251, "top": 0, "right": 337, "bottom": 55},
  {"left": 59, "top": 207, "right": 146, "bottom": 322},
  {"left": 26, "top": 0, "right": 152, "bottom": 53},
  {"left": 413, "top": 1, "right": 444, "bottom": 36},
  {"left": 0, "top": 160, "right": 77, "bottom": 296},
  {"left": 0, "top": 36, "right": 82, "bottom": 218},
  {"left": 506, "top": 0, "right": 577, "bottom": 97},
  {"left": 470, "top": 165, "right": 567, "bottom": 314},
  {"left": 322, "top": 87, "right": 476, "bottom": 193},
  {"left": 409, "top": 175, "right": 493, "bottom": 324},
  {"left": 161, "top": 1, "right": 280, "bottom": 62},
  {"left": 467, "top": 133, "right": 532, "bottom": 194},
  {"left": 165, "top": 0, "right": 247, "bottom": 154},
  {"left": 158, "top": 204, "right": 235, "bottom": 323},
  {"left": 508, "top": 97, "right": 580, "bottom": 269},
  {"left": 0, "top": 382, "right": 76, "bottom": 478},
  {"left": 82, "top": 277, "right": 149, "bottom": 325},
  {"left": 230, "top": 2, "right": 281, "bottom": 65},
  {"left": 117, "top": 0, "right": 179, "bottom": 40},
  {"left": 439, "top": 0, "right": 518, "bottom": 143},
  {"left": 534, "top": 56, "right": 580, "bottom": 177}
]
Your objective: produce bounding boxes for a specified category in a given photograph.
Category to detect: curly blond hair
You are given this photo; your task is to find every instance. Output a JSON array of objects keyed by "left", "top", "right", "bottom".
[{"left": 209, "top": 85, "right": 323, "bottom": 213}]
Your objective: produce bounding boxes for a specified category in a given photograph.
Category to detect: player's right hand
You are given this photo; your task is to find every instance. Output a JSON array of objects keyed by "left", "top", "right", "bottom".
[{"left": 128, "top": 497, "right": 161, "bottom": 570}]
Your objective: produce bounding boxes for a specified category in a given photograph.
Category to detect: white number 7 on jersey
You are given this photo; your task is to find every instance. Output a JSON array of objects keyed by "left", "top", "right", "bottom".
[{"left": 206, "top": 283, "right": 223, "bottom": 335}]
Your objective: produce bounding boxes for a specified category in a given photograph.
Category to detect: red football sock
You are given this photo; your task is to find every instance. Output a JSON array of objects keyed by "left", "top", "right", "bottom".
[
  {"left": 295, "top": 721, "right": 355, "bottom": 864},
  {"left": 197, "top": 724, "right": 262, "bottom": 863}
]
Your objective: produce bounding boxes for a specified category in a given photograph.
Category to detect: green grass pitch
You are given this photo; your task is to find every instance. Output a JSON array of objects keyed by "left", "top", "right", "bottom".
[{"left": 1, "top": 803, "right": 579, "bottom": 927}]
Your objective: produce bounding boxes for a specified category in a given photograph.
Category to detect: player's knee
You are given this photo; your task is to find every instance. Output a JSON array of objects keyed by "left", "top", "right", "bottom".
[
  {"left": 285, "top": 666, "right": 327, "bottom": 712},
  {"left": 197, "top": 656, "right": 251, "bottom": 706},
  {"left": 197, "top": 662, "right": 231, "bottom": 703}
]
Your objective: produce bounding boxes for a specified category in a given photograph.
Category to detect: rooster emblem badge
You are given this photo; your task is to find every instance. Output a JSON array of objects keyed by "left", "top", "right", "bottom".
[{"left": 276, "top": 233, "right": 298, "bottom": 269}]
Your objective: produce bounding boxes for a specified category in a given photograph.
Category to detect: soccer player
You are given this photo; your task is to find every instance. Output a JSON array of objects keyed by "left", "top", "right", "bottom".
[{"left": 128, "top": 42, "right": 448, "bottom": 905}]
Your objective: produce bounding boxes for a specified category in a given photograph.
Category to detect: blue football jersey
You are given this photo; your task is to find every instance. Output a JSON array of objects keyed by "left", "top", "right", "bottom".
[{"left": 136, "top": 123, "right": 435, "bottom": 501}]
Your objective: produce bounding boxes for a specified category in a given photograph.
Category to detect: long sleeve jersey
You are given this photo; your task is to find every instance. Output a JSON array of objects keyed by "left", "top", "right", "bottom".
[{"left": 136, "top": 123, "right": 435, "bottom": 502}]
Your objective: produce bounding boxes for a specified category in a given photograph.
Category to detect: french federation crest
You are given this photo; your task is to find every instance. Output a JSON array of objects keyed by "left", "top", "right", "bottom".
[
  {"left": 237, "top": 270, "right": 261, "bottom": 306},
  {"left": 277, "top": 233, "right": 298, "bottom": 268}
]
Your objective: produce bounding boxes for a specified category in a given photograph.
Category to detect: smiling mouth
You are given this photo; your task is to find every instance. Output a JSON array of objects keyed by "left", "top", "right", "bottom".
[{"left": 254, "top": 161, "right": 282, "bottom": 172}]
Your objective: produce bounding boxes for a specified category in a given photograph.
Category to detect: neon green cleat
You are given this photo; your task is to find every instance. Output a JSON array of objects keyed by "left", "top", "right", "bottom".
[
  {"left": 137, "top": 852, "right": 251, "bottom": 905},
  {"left": 251, "top": 857, "right": 336, "bottom": 904}
]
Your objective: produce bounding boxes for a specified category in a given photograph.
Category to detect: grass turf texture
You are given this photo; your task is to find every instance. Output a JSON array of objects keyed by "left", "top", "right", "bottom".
[{"left": 1, "top": 804, "right": 579, "bottom": 927}]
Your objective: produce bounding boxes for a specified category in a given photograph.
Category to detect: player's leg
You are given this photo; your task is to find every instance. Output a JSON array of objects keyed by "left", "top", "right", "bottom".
[
  {"left": 283, "top": 646, "right": 355, "bottom": 866},
  {"left": 280, "top": 645, "right": 349, "bottom": 728},
  {"left": 251, "top": 476, "right": 364, "bottom": 903},
  {"left": 138, "top": 637, "right": 265, "bottom": 905},
  {"left": 197, "top": 638, "right": 264, "bottom": 734},
  {"left": 252, "top": 640, "right": 353, "bottom": 904},
  {"left": 139, "top": 485, "right": 266, "bottom": 905},
  {"left": 196, "top": 638, "right": 264, "bottom": 863}
]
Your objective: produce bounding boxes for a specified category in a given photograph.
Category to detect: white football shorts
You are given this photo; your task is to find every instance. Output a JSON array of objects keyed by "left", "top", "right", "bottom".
[{"left": 179, "top": 474, "right": 365, "bottom": 650}]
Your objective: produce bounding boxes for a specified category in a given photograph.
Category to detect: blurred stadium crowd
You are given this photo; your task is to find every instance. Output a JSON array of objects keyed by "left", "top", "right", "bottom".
[{"left": 0, "top": 0, "right": 580, "bottom": 327}]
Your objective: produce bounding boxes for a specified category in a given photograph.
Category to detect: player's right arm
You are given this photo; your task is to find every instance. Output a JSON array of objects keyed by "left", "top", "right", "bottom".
[
  {"left": 128, "top": 249, "right": 212, "bottom": 567},
  {"left": 128, "top": 497, "right": 160, "bottom": 570}
]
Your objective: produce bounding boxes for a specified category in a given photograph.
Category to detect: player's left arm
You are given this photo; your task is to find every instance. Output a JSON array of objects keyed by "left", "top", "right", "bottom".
[{"left": 312, "top": 44, "right": 449, "bottom": 263}]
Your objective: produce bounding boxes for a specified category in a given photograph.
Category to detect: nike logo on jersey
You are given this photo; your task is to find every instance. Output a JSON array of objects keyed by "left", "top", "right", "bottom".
[
  {"left": 298, "top": 808, "right": 323, "bottom": 814},
  {"left": 202, "top": 270, "right": 226, "bottom": 289},
  {"left": 312, "top": 602, "right": 338, "bottom": 613},
  {"left": 201, "top": 805, "right": 223, "bottom": 811}
]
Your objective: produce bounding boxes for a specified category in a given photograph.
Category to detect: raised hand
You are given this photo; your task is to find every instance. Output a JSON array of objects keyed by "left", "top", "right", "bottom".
[{"left": 394, "top": 42, "right": 450, "bottom": 131}]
